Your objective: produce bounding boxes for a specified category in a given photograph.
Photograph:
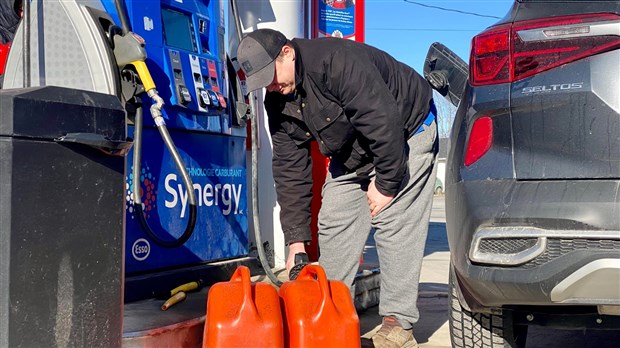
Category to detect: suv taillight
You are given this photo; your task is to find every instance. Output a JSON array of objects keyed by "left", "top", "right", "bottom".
[
  {"left": 471, "top": 24, "right": 511, "bottom": 85},
  {"left": 470, "top": 13, "right": 620, "bottom": 86},
  {"left": 464, "top": 116, "right": 493, "bottom": 167}
]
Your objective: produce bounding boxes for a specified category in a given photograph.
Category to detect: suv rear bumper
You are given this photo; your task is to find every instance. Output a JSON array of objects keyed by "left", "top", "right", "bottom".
[
  {"left": 551, "top": 258, "right": 620, "bottom": 305},
  {"left": 446, "top": 178, "right": 620, "bottom": 308},
  {"left": 457, "top": 247, "right": 620, "bottom": 308},
  {"left": 467, "top": 226, "right": 620, "bottom": 305}
]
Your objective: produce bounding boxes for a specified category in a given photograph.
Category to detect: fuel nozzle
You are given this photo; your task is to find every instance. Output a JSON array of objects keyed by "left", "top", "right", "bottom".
[{"left": 288, "top": 252, "right": 310, "bottom": 280}]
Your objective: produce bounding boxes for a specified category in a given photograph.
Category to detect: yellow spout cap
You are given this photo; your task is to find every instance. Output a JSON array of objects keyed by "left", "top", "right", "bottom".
[{"left": 161, "top": 292, "right": 187, "bottom": 311}]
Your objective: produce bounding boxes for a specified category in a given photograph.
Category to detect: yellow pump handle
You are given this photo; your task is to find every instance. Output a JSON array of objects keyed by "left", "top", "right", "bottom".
[{"left": 131, "top": 60, "right": 156, "bottom": 92}]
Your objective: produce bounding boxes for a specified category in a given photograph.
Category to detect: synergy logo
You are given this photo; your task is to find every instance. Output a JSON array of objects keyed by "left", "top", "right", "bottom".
[
  {"left": 132, "top": 238, "right": 151, "bottom": 261},
  {"left": 164, "top": 173, "right": 243, "bottom": 218},
  {"left": 125, "top": 165, "right": 245, "bottom": 219},
  {"left": 125, "top": 165, "right": 158, "bottom": 219}
]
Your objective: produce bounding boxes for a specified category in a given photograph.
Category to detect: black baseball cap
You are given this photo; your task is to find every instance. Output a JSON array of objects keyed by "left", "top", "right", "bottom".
[{"left": 237, "top": 29, "right": 288, "bottom": 93}]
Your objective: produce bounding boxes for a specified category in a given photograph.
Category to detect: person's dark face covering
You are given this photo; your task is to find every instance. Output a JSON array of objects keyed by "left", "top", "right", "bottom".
[{"left": 0, "top": 0, "right": 21, "bottom": 45}]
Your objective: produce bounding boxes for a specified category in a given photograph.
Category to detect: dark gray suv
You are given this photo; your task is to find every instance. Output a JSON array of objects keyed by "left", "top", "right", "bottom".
[{"left": 424, "top": 0, "right": 620, "bottom": 347}]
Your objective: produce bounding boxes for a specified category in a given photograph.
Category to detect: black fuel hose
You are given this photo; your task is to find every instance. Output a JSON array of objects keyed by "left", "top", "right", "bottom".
[
  {"left": 132, "top": 104, "right": 197, "bottom": 248},
  {"left": 113, "top": 0, "right": 131, "bottom": 35},
  {"left": 230, "top": 0, "right": 283, "bottom": 287},
  {"left": 22, "top": 0, "right": 30, "bottom": 87}
]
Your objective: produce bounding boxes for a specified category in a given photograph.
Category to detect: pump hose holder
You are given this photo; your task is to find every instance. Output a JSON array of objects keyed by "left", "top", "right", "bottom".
[{"left": 55, "top": 133, "right": 133, "bottom": 157}]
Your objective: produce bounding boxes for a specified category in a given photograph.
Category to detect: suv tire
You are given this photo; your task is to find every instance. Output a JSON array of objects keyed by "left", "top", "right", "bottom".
[{"left": 449, "top": 265, "right": 528, "bottom": 348}]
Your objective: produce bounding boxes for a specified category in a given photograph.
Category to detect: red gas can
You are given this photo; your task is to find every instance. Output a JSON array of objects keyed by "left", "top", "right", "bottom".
[
  {"left": 279, "top": 264, "right": 360, "bottom": 347},
  {"left": 203, "top": 266, "right": 283, "bottom": 348}
]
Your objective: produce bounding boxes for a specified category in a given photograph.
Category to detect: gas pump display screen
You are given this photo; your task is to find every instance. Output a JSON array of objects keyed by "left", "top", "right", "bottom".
[{"left": 162, "top": 9, "right": 197, "bottom": 52}]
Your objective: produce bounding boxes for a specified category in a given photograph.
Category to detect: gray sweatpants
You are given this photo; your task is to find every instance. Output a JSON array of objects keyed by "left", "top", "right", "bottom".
[{"left": 318, "top": 121, "right": 438, "bottom": 329}]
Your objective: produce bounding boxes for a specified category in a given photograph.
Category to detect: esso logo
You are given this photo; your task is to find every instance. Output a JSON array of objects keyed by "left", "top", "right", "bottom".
[{"left": 132, "top": 238, "right": 151, "bottom": 261}]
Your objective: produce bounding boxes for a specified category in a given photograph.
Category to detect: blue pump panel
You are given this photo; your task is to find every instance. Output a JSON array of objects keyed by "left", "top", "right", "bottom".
[
  {"left": 102, "top": 0, "right": 232, "bottom": 134},
  {"left": 124, "top": 128, "right": 248, "bottom": 274},
  {"left": 100, "top": 0, "right": 248, "bottom": 276}
]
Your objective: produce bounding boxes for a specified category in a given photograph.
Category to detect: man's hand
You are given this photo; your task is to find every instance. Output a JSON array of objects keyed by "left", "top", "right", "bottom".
[
  {"left": 286, "top": 241, "right": 307, "bottom": 276},
  {"left": 368, "top": 180, "right": 394, "bottom": 217}
]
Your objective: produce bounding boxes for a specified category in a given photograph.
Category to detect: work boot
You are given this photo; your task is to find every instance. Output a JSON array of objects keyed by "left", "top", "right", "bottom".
[{"left": 371, "top": 316, "right": 419, "bottom": 348}]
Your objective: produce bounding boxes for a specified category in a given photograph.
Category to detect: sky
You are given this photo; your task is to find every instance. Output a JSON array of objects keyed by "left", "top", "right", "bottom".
[
  {"left": 364, "top": 0, "right": 514, "bottom": 73},
  {"left": 363, "top": 0, "right": 514, "bottom": 136}
]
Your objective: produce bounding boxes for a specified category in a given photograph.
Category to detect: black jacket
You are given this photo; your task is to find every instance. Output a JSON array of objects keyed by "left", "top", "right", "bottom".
[
  {"left": 265, "top": 37, "right": 433, "bottom": 244},
  {"left": 0, "top": 0, "right": 20, "bottom": 45}
]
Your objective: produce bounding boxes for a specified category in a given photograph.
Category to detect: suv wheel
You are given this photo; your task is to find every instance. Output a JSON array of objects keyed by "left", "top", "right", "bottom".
[{"left": 449, "top": 265, "right": 528, "bottom": 348}]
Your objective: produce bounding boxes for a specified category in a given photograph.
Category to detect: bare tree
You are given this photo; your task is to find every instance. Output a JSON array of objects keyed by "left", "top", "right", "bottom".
[{"left": 433, "top": 90, "right": 457, "bottom": 139}]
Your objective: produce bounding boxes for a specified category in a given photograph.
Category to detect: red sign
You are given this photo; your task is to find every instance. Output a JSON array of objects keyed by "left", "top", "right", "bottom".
[
  {"left": 312, "top": 0, "right": 365, "bottom": 42},
  {"left": 0, "top": 42, "right": 11, "bottom": 75},
  {"left": 207, "top": 59, "right": 220, "bottom": 92}
]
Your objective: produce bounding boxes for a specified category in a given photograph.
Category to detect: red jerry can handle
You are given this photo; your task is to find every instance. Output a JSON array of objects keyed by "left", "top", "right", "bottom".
[
  {"left": 295, "top": 265, "right": 334, "bottom": 311},
  {"left": 228, "top": 266, "right": 258, "bottom": 317}
]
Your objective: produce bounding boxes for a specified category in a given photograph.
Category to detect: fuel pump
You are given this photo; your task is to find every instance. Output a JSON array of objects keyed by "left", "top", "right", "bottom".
[
  {"left": 99, "top": 0, "right": 254, "bottom": 301},
  {"left": 109, "top": 0, "right": 283, "bottom": 296}
]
